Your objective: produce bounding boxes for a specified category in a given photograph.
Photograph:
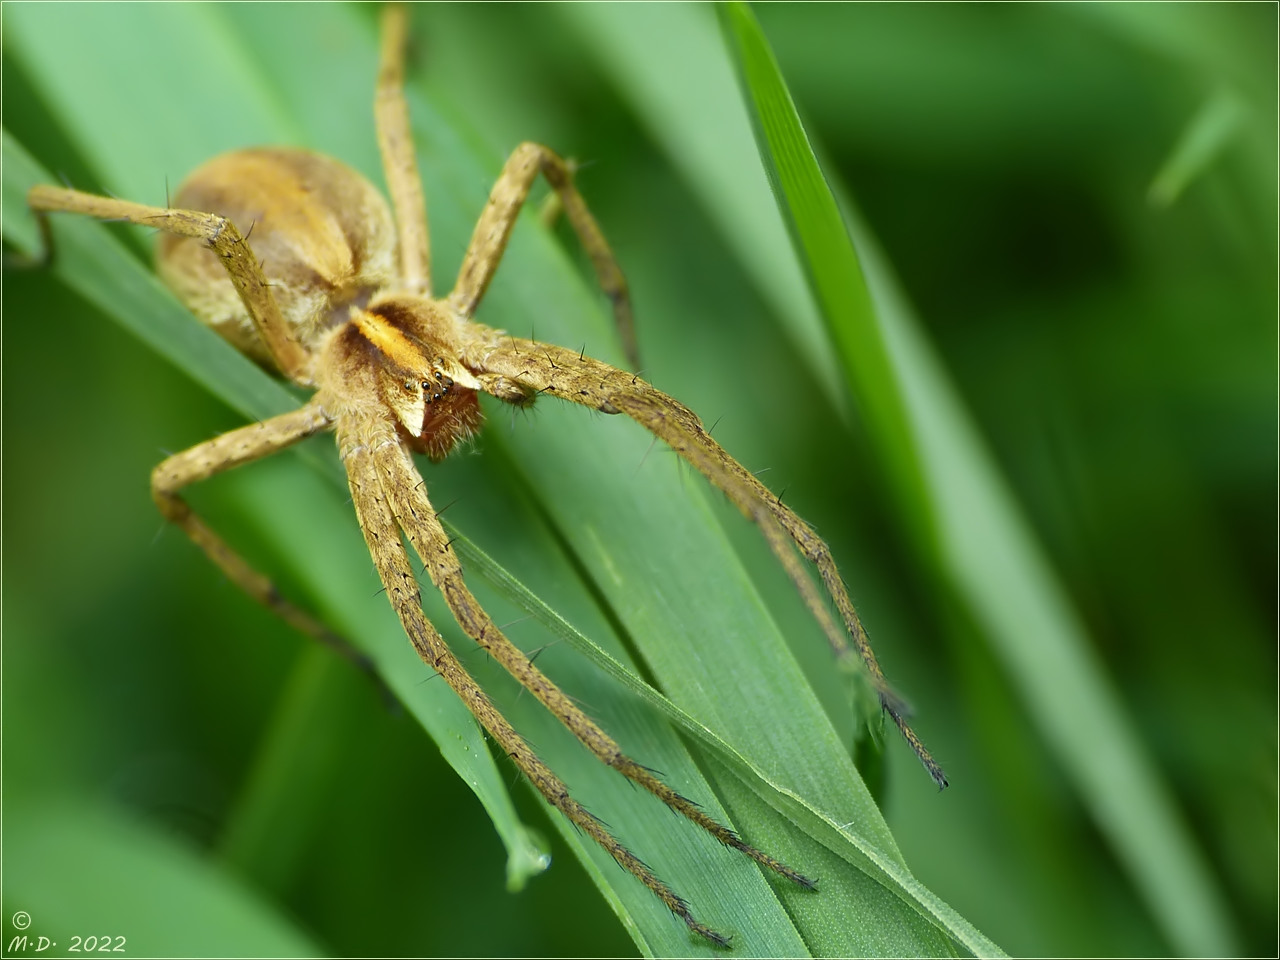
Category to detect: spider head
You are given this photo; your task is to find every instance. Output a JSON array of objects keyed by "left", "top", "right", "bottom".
[
  {"left": 378, "top": 361, "right": 483, "bottom": 461},
  {"left": 320, "top": 296, "right": 485, "bottom": 461}
]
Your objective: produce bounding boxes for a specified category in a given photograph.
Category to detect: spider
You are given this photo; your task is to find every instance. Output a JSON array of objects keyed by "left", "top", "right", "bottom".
[{"left": 26, "top": 4, "right": 945, "bottom": 947}]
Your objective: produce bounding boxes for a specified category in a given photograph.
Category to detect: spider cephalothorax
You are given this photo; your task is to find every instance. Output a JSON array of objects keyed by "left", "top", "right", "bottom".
[
  {"left": 329, "top": 297, "right": 485, "bottom": 461},
  {"left": 28, "top": 4, "right": 944, "bottom": 947}
]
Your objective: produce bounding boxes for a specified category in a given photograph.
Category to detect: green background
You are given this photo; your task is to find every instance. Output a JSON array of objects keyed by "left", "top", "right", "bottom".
[{"left": 2, "top": 2, "right": 1274, "bottom": 956}]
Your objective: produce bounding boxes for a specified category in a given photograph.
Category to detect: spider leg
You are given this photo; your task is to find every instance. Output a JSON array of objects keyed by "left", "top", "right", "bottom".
[
  {"left": 150, "top": 399, "right": 388, "bottom": 695},
  {"left": 26, "top": 185, "right": 309, "bottom": 383},
  {"left": 448, "top": 144, "right": 638, "bottom": 369},
  {"left": 375, "top": 3, "right": 431, "bottom": 297},
  {"left": 466, "top": 334, "right": 949, "bottom": 789},
  {"left": 336, "top": 417, "right": 737, "bottom": 947},
  {"left": 365, "top": 420, "right": 816, "bottom": 888}
]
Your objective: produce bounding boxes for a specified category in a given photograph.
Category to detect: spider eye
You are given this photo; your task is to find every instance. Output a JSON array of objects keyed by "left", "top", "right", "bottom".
[
  {"left": 426, "top": 369, "right": 453, "bottom": 394},
  {"left": 403, "top": 379, "right": 416, "bottom": 393}
]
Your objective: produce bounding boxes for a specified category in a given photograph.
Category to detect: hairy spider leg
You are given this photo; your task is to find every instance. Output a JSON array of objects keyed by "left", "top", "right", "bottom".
[
  {"left": 367, "top": 417, "right": 818, "bottom": 887},
  {"left": 336, "top": 413, "right": 735, "bottom": 948},
  {"left": 312, "top": 282, "right": 816, "bottom": 942},
  {"left": 23, "top": 189, "right": 398, "bottom": 682},
  {"left": 27, "top": 187, "right": 310, "bottom": 384},
  {"left": 465, "top": 335, "right": 949, "bottom": 790},
  {"left": 374, "top": 6, "right": 635, "bottom": 368},
  {"left": 448, "top": 142, "right": 637, "bottom": 370},
  {"left": 375, "top": 2, "right": 430, "bottom": 297},
  {"left": 143, "top": 401, "right": 392, "bottom": 676}
]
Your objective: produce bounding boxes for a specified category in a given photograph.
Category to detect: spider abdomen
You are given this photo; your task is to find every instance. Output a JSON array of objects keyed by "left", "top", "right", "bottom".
[{"left": 157, "top": 148, "right": 399, "bottom": 368}]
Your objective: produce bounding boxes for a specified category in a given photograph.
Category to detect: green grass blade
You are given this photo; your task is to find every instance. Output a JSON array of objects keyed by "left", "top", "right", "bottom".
[
  {"left": 717, "top": 3, "right": 933, "bottom": 547},
  {"left": 454, "top": 514, "right": 1005, "bottom": 959},
  {"left": 718, "top": 3, "right": 1237, "bottom": 956},
  {"left": 1148, "top": 86, "right": 1249, "bottom": 207}
]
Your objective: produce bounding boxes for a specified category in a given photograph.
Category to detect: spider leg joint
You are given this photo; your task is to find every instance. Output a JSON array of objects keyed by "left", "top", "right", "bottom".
[{"left": 486, "top": 374, "right": 539, "bottom": 406}]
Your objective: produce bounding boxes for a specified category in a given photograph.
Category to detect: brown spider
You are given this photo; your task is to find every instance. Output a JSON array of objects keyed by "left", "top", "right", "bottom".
[{"left": 27, "top": 5, "right": 944, "bottom": 947}]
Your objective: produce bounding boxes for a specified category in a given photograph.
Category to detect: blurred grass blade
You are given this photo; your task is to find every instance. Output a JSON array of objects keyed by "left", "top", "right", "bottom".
[
  {"left": 6, "top": 799, "right": 324, "bottom": 957},
  {"left": 718, "top": 3, "right": 1237, "bottom": 956},
  {"left": 1148, "top": 86, "right": 1248, "bottom": 206},
  {"left": 556, "top": 1, "right": 846, "bottom": 419}
]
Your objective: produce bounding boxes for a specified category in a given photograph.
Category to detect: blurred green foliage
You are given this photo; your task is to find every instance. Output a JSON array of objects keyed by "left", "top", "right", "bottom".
[{"left": 2, "top": 3, "right": 1274, "bottom": 957}]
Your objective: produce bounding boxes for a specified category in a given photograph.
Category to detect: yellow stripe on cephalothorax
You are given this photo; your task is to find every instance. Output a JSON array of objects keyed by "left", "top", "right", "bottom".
[{"left": 352, "top": 308, "right": 429, "bottom": 373}]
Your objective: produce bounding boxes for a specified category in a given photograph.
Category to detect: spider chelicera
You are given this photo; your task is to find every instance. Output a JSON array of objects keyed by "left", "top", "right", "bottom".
[{"left": 27, "top": 4, "right": 945, "bottom": 946}]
